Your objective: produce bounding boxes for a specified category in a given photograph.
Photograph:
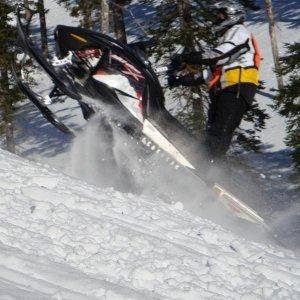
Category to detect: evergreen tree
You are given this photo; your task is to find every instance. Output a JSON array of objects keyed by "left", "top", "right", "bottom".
[
  {"left": 0, "top": 1, "right": 24, "bottom": 153},
  {"left": 143, "top": 0, "right": 267, "bottom": 150},
  {"left": 57, "top": 0, "right": 100, "bottom": 29},
  {"left": 144, "top": 0, "right": 212, "bottom": 135},
  {"left": 274, "top": 43, "right": 300, "bottom": 170},
  {"left": 239, "top": 0, "right": 260, "bottom": 10},
  {"left": 58, "top": 0, "right": 132, "bottom": 42}
]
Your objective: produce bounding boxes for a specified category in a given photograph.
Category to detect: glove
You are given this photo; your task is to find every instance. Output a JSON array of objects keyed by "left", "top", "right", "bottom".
[
  {"left": 170, "top": 53, "right": 191, "bottom": 70},
  {"left": 171, "top": 52, "right": 202, "bottom": 70},
  {"left": 169, "top": 74, "right": 205, "bottom": 88},
  {"left": 168, "top": 75, "right": 182, "bottom": 89},
  {"left": 170, "top": 54, "right": 184, "bottom": 70}
]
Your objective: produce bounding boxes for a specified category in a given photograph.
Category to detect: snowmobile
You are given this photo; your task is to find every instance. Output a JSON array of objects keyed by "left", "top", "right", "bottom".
[{"left": 12, "top": 9, "right": 269, "bottom": 231}]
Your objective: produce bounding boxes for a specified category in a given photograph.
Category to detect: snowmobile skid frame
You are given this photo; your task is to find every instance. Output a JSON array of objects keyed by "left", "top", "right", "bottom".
[{"left": 13, "top": 8, "right": 270, "bottom": 232}]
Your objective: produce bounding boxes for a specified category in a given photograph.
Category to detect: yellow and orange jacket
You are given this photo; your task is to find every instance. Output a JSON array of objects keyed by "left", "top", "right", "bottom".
[{"left": 200, "top": 24, "right": 261, "bottom": 90}]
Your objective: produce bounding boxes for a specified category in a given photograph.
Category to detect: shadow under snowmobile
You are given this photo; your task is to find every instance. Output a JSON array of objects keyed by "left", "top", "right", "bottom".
[{"left": 12, "top": 8, "right": 287, "bottom": 247}]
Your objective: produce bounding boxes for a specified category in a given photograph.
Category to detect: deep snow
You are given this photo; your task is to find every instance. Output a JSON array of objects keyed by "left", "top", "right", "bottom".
[
  {"left": 13, "top": 0, "right": 299, "bottom": 237},
  {"left": 0, "top": 148, "right": 299, "bottom": 299},
  {"left": 0, "top": 0, "right": 299, "bottom": 298}
]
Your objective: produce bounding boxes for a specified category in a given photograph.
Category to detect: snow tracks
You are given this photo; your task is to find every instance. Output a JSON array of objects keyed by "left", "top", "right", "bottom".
[{"left": 0, "top": 149, "right": 299, "bottom": 299}]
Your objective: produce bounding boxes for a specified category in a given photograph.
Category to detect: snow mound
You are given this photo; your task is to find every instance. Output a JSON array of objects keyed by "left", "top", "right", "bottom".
[{"left": 0, "top": 149, "right": 299, "bottom": 299}]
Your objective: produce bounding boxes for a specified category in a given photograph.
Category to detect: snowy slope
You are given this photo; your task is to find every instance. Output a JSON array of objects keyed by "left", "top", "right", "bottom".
[
  {"left": 15, "top": 0, "right": 300, "bottom": 174},
  {"left": 10, "top": 0, "right": 298, "bottom": 246},
  {"left": 1, "top": 1, "right": 300, "bottom": 298},
  {"left": 0, "top": 148, "right": 300, "bottom": 299},
  {"left": 247, "top": 0, "right": 300, "bottom": 151},
  {"left": 237, "top": 0, "right": 300, "bottom": 215}
]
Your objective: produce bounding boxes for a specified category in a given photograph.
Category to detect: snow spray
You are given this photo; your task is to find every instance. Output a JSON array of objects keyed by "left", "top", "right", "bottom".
[
  {"left": 67, "top": 112, "right": 273, "bottom": 245},
  {"left": 270, "top": 202, "right": 300, "bottom": 251},
  {"left": 68, "top": 113, "right": 125, "bottom": 190}
]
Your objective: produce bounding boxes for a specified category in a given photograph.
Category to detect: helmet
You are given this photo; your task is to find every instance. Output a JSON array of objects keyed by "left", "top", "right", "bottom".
[{"left": 209, "top": 1, "right": 245, "bottom": 33}]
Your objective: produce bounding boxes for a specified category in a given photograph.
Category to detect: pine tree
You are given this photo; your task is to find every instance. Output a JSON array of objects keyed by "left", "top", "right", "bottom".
[
  {"left": 144, "top": 0, "right": 212, "bottom": 135},
  {"left": 239, "top": 0, "right": 260, "bottom": 10},
  {"left": 143, "top": 0, "right": 267, "bottom": 150},
  {"left": 58, "top": 0, "right": 132, "bottom": 42},
  {"left": 274, "top": 43, "right": 300, "bottom": 171},
  {"left": 0, "top": 1, "right": 24, "bottom": 153},
  {"left": 57, "top": 0, "right": 100, "bottom": 29},
  {"left": 24, "top": 0, "right": 32, "bottom": 21}
]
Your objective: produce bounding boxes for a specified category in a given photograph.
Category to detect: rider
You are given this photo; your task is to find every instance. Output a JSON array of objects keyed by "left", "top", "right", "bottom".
[{"left": 169, "top": 1, "right": 261, "bottom": 160}]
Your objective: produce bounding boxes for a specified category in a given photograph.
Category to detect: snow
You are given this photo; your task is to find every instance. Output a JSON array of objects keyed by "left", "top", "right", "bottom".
[
  {"left": 246, "top": 0, "right": 300, "bottom": 152},
  {"left": 0, "top": 148, "right": 299, "bottom": 299},
  {"left": 237, "top": 0, "right": 300, "bottom": 212},
  {"left": 1, "top": 0, "right": 299, "bottom": 298}
]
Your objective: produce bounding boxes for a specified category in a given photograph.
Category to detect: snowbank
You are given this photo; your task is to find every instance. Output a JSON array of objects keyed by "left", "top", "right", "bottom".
[{"left": 0, "top": 149, "right": 299, "bottom": 299}]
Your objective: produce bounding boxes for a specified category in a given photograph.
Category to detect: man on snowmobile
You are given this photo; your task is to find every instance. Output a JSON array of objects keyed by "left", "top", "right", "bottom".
[{"left": 169, "top": 1, "right": 261, "bottom": 159}]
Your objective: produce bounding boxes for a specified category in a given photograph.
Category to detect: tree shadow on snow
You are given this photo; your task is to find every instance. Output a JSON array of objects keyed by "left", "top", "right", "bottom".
[
  {"left": 124, "top": 2, "right": 157, "bottom": 40},
  {"left": 256, "top": 89, "right": 276, "bottom": 100},
  {"left": 247, "top": 0, "right": 300, "bottom": 29},
  {"left": 241, "top": 147, "right": 298, "bottom": 215},
  {"left": 14, "top": 101, "right": 80, "bottom": 158}
]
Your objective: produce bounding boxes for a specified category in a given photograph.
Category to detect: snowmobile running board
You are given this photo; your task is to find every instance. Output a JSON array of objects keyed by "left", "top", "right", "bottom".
[{"left": 13, "top": 8, "right": 268, "bottom": 230}]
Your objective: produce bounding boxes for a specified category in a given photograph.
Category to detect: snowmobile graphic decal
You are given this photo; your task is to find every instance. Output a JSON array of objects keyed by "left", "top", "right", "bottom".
[{"left": 70, "top": 33, "right": 88, "bottom": 44}]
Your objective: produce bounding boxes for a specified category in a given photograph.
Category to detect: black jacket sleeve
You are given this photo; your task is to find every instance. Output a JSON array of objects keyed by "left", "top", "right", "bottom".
[{"left": 169, "top": 73, "right": 205, "bottom": 88}]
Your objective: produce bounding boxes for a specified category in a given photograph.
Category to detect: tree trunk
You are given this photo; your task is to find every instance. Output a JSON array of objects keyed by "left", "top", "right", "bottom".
[
  {"left": 24, "top": 0, "right": 31, "bottom": 21},
  {"left": 178, "top": 0, "right": 192, "bottom": 36},
  {"left": 101, "top": 0, "right": 110, "bottom": 34},
  {"left": 178, "top": 0, "right": 205, "bottom": 134},
  {"left": 264, "top": 0, "right": 284, "bottom": 89},
  {"left": 112, "top": 1, "right": 127, "bottom": 44},
  {"left": 82, "top": 2, "right": 93, "bottom": 29},
  {"left": 24, "top": 0, "right": 34, "bottom": 34},
  {"left": 5, "top": 120, "right": 15, "bottom": 154},
  {"left": 1, "top": 71, "right": 15, "bottom": 154},
  {"left": 37, "top": 0, "right": 48, "bottom": 57}
]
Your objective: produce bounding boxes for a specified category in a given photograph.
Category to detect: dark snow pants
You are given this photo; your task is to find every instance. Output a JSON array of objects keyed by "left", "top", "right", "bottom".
[{"left": 206, "top": 83, "right": 257, "bottom": 158}]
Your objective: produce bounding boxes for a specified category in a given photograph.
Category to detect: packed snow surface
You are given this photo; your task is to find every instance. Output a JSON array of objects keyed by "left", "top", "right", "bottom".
[
  {"left": 0, "top": 149, "right": 299, "bottom": 299},
  {"left": 2, "top": 0, "right": 299, "bottom": 298}
]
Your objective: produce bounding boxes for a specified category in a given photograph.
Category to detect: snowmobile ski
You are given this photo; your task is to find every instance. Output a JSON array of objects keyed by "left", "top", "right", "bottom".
[
  {"left": 12, "top": 61, "right": 74, "bottom": 135},
  {"left": 16, "top": 9, "right": 81, "bottom": 101}
]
